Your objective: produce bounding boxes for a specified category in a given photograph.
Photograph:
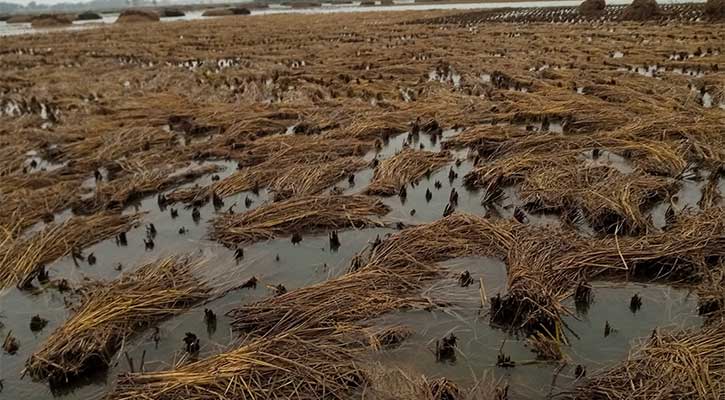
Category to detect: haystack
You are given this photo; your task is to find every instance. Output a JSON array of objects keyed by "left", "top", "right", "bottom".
[
  {"left": 579, "top": 0, "right": 606, "bottom": 16},
  {"left": 159, "top": 8, "right": 185, "bottom": 18},
  {"left": 116, "top": 9, "right": 160, "bottom": 23},
  {"left": 25, "top": 256, "right": 214, "bottom": 384},
  {"left": 705, "top": 0, "right": 725, "bottom": 20},
  {"left": 202, "top": 7, "right": 251, "bottom": 17},
  {"left": 76, "top": 11, "right": 102, "bottom": 20},
  {"left": 621, "top": 0, "right": 659, "bottom": 20},
  {"left": 31, "top": 14, "right": 74, "bottom": 28},
  {"left": 6, "top": 14, "right": 33, "bottom": 23}
]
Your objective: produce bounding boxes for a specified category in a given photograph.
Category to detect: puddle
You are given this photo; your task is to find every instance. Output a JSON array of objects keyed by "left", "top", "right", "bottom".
[
  {"left": 672, "top": 67, "right": 705, "bottom": 78},
  {"left": 701, "top": 92, "right": 712, "bottom": 108},
  {"left": 23, "top": 150, "right": 68, "bottom": 173},
  {"left": 649, "top": 172, "right": 706, "bottom": 230},
  {"left": 579, "top": 149, "right": 635, "bottom": 174},
  {"left": 1, "top": 98, "right": 59, "bottom": 121},
  {"left": 0, "top": 180, "right": 393, "bottom": 399},
  {"left": 429, "top": 66, "right": 461, "bottom": 88}
]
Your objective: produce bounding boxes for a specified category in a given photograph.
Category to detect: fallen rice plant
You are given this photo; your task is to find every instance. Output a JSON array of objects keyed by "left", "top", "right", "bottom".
[
  {"left": 227, "top": 267, "right": 440, "bottom": 335},
  {"left": 25, "top": 255, "right": 215, "bottom": 384},
  {"left": 493, "top": 207, "right": 725, "bottom": 332},
  {"left": 568, "top": 323, "right": 725, "bottom": 400},
  {"left": 109, "top": 327, "right": 366, "bottom": 400},
  {"left": 268, "top": 156, "right": 367, "bottom": 200},
  {"left": 366, "top": 149, "right": 452, "bottom": 196},
  {"left": 228, "top": 213, "right": 516, "bottom": 335},
  {"left": 0, "top": 212, "right": 142, "bottom": 289},
  {"left": 210, "top": 195, "right": 390, "bottom": 246},
  {"left": 72, "top": 164, "right": 220, "bottom": 214}
]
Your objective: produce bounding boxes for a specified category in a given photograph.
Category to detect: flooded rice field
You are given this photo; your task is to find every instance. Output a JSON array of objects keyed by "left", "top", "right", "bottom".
[{"left": 0, "top": 3, "right": 724, "bottom": 400}]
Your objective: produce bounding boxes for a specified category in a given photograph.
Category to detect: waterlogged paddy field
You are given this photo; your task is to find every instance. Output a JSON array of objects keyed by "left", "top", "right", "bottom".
[{"left": 0, "top": 6, "right": 724, "bottom": 400}]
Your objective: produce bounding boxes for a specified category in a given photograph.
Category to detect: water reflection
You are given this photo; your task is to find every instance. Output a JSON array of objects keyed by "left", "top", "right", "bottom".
[
  {"left": 0, "top": 113, "right": 715, "bottom": 400},
  {"left": 370, "top": 268, "right": 701, "bottom": 397}
]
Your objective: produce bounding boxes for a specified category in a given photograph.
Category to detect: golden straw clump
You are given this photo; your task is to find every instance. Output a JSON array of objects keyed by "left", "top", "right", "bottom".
[
  {"left": 25, "top": 255, "right": 212, "bottom": 384},
  {"left": 210, "top": 195, "right": 390, "bottom": 246},
  {"left": 363, "top": 364, "right": 510, "bottom": 400},
  {"left": 109, "top": 327, "right": 366, "bottom": 400},
  {"left": 366, "top": 149, "right": 452, "bottom": 196},
  {"left": 0, "top": 212, "right": 142, "bottom": 289},
  {"left": 492, "top": 207, "right": 725, "bottom": 332},
  {"left": 268, "top": 156, "right": 367, "bottom": 200},
  {"left": 228, "top": 267, "right": 440, "bottom": 335},
  {"left": 366, "top": 213, "right": 517, "bottom": 270}
]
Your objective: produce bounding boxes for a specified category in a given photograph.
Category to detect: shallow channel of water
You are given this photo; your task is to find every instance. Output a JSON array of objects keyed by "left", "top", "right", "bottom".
[{"left": 0, "top": 124, "right": 714, "bottom": 399}]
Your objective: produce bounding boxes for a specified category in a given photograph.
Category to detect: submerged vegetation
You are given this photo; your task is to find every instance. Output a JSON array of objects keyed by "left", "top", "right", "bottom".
[{"left": 0, "top": 2, "right": 723, "bottom": 400}]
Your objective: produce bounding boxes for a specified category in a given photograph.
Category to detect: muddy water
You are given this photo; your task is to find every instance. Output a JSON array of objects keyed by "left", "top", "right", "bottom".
[
  {"left": 0, "top": 127, "right": 712, "bottom": 400},
  {"left": 372, "top": 269, "right": 699, "bottom": 397}
]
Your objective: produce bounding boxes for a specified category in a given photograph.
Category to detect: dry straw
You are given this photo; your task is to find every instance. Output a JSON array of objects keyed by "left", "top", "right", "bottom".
[
  {"left": 228, "top": 267, "right": 440, "bottom": 335},
  {"left": 364, "top": 213, "right": 516, "bottom": 270},
  {"left": 168, "top": 137, "right": 372, "bottom": 202},
  {"left": 363, "top": 364, "right": 509, "bottom": 400}
]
